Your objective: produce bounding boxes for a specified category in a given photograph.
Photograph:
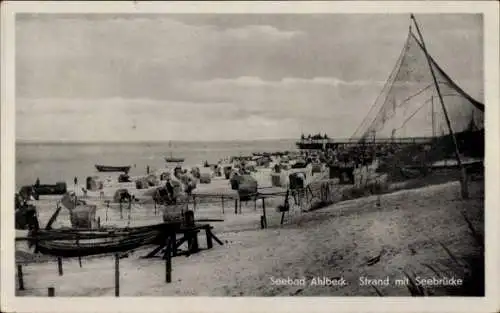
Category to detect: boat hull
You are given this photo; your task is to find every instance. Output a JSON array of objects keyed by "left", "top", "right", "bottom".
[
  {"left": 95, "top": 165, "right": 131, "bottom": 173},
  {"left": 165, "top": 158, "right": 185, "bottom": 163},
  {"left": 26, "top": 222, "right": 182, "bottom": 258}
]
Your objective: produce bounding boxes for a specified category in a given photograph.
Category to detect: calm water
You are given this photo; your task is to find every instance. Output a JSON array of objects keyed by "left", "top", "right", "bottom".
[{"left": 15, "top": 140, "right": 297, "bottom": 189}]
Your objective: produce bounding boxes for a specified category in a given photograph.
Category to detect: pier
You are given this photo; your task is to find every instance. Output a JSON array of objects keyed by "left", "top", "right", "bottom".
[{"left": 296, "top": 136, "right": 434, "bottom": 150}]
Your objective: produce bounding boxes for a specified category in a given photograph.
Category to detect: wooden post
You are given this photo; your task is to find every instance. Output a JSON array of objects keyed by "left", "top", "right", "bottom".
[
  {"left": 120, "top": 201, "right": 123, "bottom": 219},
  {"left": 17, "top": 264, "right": 24, "bottom": 290},
  {"left": 127, "top": 201, "right": 132, "bottom": 227},
  {"left": 165, "top": 232, "right": 172, "bottom": 283},
  {"left": 57, "top": 257, "right": 63, "bottom": 276},
  {"left": 114, "top": 253, "right": 120, "bottom": 297},
  {"left": 105, "top": 201, "right": 109, "bottom": 221},
  {"left": 234, "top": 198, "right": 238, "bottom": 215},
  {"left": 411, "top": 14, "right": 469, "bottom": 199},
  {"left": 48, "top": 287, "right": 55, "bottom": 297},
  {"left": 221, "top": 196, "right": 225, "bottom": 214},
  {"left": 76, "top": 237, "right": 82, "bottom": 268},
  {"left": 262, "top": 198, "right": 267, "bottom": 229},
  {"left": 193, "top": 195, "right": 197, "bottom": 211},
  {"left": 154, "top": 199, "right": 157, "bottom": 215},
  {"left": 254, "top": 195, "right": 257, "bottom": 211},
  {"left": 185, "top": 210, "right": 195, "bottom": 226},
  {"left": 205, "top": 227, "right": 213, "bottom": 249}
]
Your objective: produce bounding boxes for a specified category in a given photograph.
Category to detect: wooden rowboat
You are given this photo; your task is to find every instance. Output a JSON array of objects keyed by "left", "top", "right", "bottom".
[
  {"left": 95, "top": 165, "right": 131, "bottom": 173},
  {"left": 24, "top": 222, "right": 181, "bottom": 258}
]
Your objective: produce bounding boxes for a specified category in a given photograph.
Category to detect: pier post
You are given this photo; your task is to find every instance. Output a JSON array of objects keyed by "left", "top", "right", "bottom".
[
  {"left": 254, "top": 195, "right": 257, "bottom": 211},
  {"left": 114, "top": 253, "right": 120, "bottom": 297},
  {"left": 234, "top": 198, "right": 238, "bottom": 215},
  {"left": 120, "top": 201, "right": 123, "bottom": 219},
  {"left": 17, "top": 264, "right": 24, "bottom": 291},
  {"left": 221, "top": 196, "right": 225, "bottom": 214},
  {"left": 57, "top": 257, "right": 63, "bottom": 276},
  {"left": 193, "top": 195, "right": 197, "bottom": 211},
  {"left": 48, "top": 287, "right": 55, "bottom": 297}
]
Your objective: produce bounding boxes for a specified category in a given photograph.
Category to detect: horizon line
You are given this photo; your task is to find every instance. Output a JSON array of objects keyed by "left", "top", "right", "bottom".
[{"left": 15, "top": 137, "right": 301, "bottom": 144}]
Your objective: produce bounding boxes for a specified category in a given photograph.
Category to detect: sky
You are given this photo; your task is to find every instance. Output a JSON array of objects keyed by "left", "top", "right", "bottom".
[{"left": 15, "top": 13, "right": 483, "bottom": 142}]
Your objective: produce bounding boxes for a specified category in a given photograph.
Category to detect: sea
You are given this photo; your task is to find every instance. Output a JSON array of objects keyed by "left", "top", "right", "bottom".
[{"left": 15, "top": 139, "right": 298, "bottom": 190}]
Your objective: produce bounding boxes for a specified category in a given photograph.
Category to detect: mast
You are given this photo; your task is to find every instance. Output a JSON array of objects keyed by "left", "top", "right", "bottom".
[
  {"left": 410, "top": 14, "right": 469, "bottom": 199},
  {"left": 431, "top": 96, "right": 435, "bottom": 138}
]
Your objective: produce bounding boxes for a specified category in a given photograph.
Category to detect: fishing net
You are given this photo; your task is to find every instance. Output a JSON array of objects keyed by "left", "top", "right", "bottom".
[{"left": 350, "top": 27, "right": 484, "bottom": 185}]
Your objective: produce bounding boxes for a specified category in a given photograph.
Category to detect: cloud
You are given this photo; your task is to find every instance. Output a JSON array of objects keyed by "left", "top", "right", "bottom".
[
  {"left": 14, "top": 14, "right": 483, "bottom": 141},
  {"left": 15, "top": 97, "right": 305, "bottom": 141},
  {"left": 190, "top": 76, "right": 377, "bottom": 89},
  {"left": 223, "top": 25, "right": 303, "bottom": 40}
]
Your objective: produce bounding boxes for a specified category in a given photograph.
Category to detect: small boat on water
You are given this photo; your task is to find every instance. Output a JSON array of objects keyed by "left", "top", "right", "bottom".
[
  {"left": 95, "top": 165, "right": 131, "bottom": 173},
  {"left": 165, "top": 141, "right": 184, "bottom": 163},
  {"left": 165, "top": 157, "right": 185, "bottom": 163}
]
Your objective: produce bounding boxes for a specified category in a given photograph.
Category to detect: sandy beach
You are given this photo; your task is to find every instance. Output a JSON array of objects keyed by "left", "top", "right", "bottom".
[{"left": 15, "top": 171, "right": 484, "bottom": 296}]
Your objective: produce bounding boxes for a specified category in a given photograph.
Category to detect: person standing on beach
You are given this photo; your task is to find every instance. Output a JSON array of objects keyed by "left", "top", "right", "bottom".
[
  {"left": 165, "top": 178, "right": 175, "bottom": 204},
  {"left": 146, "top": 165, "right": 150, "bottom": 175},
  {"left": 74, "top": 176, "right": 78, "bottom": 186},
  {"left": 35, "top": 177, "right": 40, "bottom": 187}
]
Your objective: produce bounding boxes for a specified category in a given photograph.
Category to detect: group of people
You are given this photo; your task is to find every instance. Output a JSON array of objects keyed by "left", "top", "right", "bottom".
[{"left": 300, "top": 133, "right": 330, "bottom": 140}]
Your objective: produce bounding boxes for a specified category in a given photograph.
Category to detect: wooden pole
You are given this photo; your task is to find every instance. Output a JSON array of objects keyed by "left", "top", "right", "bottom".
[
  {"left": 254, "top": 195, "right": 257, "bottom": 211},
  {"left": 17, "top": 264, "right": 24, "bottom": 290},
  {"left": 114, "top": 253, "right": 120, "bottom": 297},
  {"left": 165, "top": 232, "right": 172, "bottom": 283},
  {"left": 48, "top": 287, "right": 55, "bottom": 297},
  {"left": 431, "top": 96, "right": 436, "bottom": 138},
  {"left": 262, "top": 198, "right": 267, "bottom": 229},
  {"left": 193, "top": 195, "right": 197, "bottom": 211},
  {"left": 205, "top": 227, "right": 213, "bottom": 249},
  {"left": 105, "top": 201, "right": 109, "bottom": 221},
  {"left": 221, "top": 196, "right": 225, "bottom": 214},
  {"left": 57, "top": 257, "right": 63, "bottom": 276},
  {"left": 120, "top": 201, "right": 123, "bottom": 219},
  {"left": 76, "top": 237, "right": 82, "bottom": 268},
  {"left": 127, "top": 200, "right": 131, "bottom": 227},
  {"left": 234, "top": 198, "right": 238, "bottom": 215},
  {"left": 410, "top": 14, "right": 468, "bottom": 199}
]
